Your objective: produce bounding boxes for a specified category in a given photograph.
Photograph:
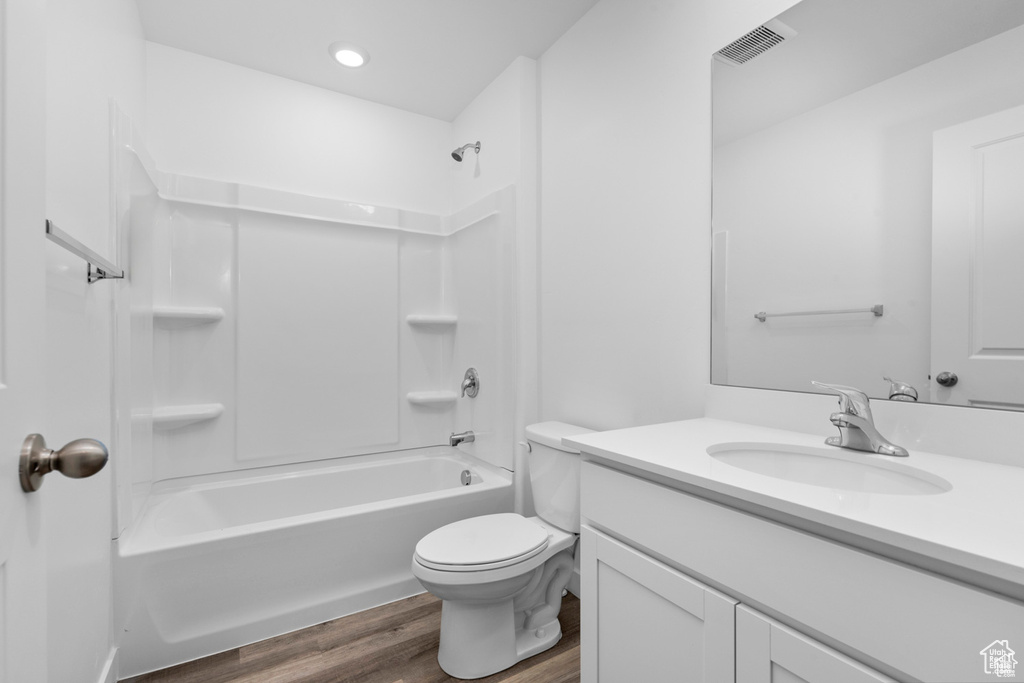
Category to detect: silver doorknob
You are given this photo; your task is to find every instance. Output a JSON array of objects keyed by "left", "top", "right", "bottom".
[
  {"left": 19, "top": 434, "right": 108, "bottom": 492},
  {"left": 935, "top": 371, "right": 959, "bottom": 387}
]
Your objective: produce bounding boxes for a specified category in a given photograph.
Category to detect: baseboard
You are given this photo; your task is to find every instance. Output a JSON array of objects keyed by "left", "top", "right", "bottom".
[{"left": 98, "top": 647, "right": 119, "bottom": 683}]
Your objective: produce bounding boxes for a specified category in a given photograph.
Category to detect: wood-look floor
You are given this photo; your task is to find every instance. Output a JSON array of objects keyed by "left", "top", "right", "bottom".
[{"left": 122, "top": 592, "right": 580, "bottom": 683}]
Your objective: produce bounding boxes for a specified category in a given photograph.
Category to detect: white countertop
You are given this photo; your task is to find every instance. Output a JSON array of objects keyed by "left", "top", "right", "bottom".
[{"left": 566, "top": 418, "right": 1024, "bottom": 597}]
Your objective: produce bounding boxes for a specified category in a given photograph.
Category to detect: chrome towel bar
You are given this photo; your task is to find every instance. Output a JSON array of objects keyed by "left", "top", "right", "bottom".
[
  {"left": 755, "top": 304, "right": 883, "bottom": 322},
  {"left": 45, "top": 219, "right": 124, "bottom": 283}
]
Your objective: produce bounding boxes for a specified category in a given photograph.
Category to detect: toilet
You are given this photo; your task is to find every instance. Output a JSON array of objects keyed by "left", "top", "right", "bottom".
[{"left": 412, "top": 421, "right": 593, "bottom": 679}]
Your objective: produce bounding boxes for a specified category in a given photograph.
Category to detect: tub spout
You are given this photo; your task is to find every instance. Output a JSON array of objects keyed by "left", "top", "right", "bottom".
[{"left": 450, "top": 430, "right": 475, "bottom": 447}]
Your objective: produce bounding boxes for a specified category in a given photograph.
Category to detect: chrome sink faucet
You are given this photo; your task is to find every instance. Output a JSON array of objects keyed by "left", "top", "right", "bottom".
[{"left": 812, "top": 382, "right": 909, "bottom": 457}]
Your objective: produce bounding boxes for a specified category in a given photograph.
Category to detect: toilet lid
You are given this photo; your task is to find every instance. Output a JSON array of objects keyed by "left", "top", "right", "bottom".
[{"left": 415, "top": 513, "right": 549, "bottom": 570}]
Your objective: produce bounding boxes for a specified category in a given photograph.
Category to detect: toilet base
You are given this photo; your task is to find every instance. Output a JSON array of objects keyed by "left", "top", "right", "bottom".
[
  {"left": 437, "top": 597, "right": 563, "bottom": 680},
  {"left": 514, "top": 614, "right": 563, "bottom": 661}
]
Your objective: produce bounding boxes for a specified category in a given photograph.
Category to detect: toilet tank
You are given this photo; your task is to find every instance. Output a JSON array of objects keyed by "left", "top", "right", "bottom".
[{"left": 525, "top": 421, "right": 594, "bottom": 533}]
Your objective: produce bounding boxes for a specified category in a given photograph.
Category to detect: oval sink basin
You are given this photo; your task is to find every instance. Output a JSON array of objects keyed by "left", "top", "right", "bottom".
[{"left": 707, "top": 442, "right": 952, "bottom": 495}]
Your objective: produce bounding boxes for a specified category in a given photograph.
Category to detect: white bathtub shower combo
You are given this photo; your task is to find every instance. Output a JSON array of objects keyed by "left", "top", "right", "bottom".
[{"left": 113, "top": 136, "right": 525, "bottom": 677}]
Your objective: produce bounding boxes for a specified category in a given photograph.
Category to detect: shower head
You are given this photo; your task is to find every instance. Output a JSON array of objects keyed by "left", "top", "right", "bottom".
[{"left": 451, "top": 141, "right": 481, "bottom": 162}]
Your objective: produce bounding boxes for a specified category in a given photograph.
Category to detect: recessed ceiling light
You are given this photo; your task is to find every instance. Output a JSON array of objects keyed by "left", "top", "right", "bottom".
[{"left": 329, "top": 42, "right": 369, "bottom": 68}]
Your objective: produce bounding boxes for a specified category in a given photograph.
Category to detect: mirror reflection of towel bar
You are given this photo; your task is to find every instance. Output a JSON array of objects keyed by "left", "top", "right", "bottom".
[{"left": 755, "top": 304, "right": 883, "bottom": 322}]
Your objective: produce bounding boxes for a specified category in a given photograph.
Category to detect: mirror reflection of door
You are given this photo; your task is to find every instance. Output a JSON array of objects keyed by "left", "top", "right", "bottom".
[{"left": 931, "top": 104, "right": 1024, "bottom": 409}]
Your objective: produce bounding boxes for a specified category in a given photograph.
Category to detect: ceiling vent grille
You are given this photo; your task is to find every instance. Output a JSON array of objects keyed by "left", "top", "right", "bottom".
[{"left": 715, "top": 19, "right": 796, "bottom": 66}]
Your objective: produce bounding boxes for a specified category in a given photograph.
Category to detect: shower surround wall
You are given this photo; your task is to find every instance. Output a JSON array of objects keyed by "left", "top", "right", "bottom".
[{"left": 139, "top": 176, "right": 516, "bottom": 493}]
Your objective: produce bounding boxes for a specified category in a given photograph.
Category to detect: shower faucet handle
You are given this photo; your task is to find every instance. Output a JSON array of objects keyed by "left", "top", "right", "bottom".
[{"left": 461, "top": 368, "right": 480, "bottom": 398}]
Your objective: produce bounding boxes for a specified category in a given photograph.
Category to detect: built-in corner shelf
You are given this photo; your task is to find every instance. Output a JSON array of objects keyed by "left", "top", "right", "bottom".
[
  {"left": 406, "top": 391, "right": 458, "bottom": 406},
  {"left": 153, "top": 306, "right": 225, "bottom": 328},
  {"left": 152, "top": 403, "right": 225, "bottom": 430},
  {"left": 405, "top": 314, "right": 457, "bottom": 328}
]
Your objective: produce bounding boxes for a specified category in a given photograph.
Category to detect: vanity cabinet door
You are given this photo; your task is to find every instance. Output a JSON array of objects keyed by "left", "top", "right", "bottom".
[
  {"left": 736, "top": 606, "right": 896, "bottom": 683},
  {"left": 581, "top": 527, "right": 737, "bottom": 683}
]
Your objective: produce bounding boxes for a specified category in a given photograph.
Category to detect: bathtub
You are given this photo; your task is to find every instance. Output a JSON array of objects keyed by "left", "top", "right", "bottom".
[{"left": 116, "top": 446, "right": 513, "bottom": 677}]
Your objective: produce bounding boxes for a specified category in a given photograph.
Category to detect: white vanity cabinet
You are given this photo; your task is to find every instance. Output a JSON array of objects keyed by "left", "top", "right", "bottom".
[
  {"left": 581, "top": 527, "right": 737, "bottom": 682},
  {"left": 736, "top": 606, "right": 895, "bottom": 683},
  {"left": 579, "top": 459, "right": 1024, "bottom": 683},
  {"left": 581, "top": 523, "right": 892, "bottom": 683}
]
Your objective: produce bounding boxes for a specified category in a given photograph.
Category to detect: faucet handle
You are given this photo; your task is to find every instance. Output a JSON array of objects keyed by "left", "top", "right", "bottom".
[
  {"left": 883, "top": 376, "right": 918, "bottom": 402},
  {"left": 461, "top": 367, "right": 479, "bottom": 399},
  {"left": 811, "top": 381, "right": 873, "bottom": 419}
]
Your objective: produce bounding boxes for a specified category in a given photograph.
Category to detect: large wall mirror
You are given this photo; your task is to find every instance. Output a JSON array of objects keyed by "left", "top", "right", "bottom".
[{"left": 711, "top": 0, "right": 1024, "bottom": 409}]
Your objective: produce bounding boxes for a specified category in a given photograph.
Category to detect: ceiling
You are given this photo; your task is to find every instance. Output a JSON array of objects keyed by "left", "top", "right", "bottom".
[
  {"left": 713, "top": 0, "right": 1024, "bottom": 145},
  {"left": 135, "top": 0, "right": 599, "bottom": 122}
]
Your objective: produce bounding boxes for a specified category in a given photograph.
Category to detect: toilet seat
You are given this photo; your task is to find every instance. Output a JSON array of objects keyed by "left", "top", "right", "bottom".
[{"left": 414, "top": 513, "right": 550, "bottom": 572}]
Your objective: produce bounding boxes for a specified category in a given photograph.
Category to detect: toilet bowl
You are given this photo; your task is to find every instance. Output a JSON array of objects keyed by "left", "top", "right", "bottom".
[
  {"left": 411, "top": 421, "right": 593, "bottom": 679},
  {"left": 412, "top": 514, "right": 577, "bottom": 679}
]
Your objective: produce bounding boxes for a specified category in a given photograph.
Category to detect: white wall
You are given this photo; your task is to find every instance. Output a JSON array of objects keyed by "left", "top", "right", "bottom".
[
  {"left": 538, "top": 0, "right": 797, "bottom": 432},
  {"left": 44, "top": 0, "right": 146, "bottom": 681},
  {"left": 714, "top": 23, "right": 1024, "bottom": 401},
  {"left": 451, "top": 57, "right": 536, "bottom": 212},
  {"left": 146, "top": 43, "right": 452, "bottom": 215}
]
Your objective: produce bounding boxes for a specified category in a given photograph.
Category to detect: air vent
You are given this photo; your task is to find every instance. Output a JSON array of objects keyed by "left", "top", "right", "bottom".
[{"left": 715, "top": 18, "right": 796, "bottom": 66}]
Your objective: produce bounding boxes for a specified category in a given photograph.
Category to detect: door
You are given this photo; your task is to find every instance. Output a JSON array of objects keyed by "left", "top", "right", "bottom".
[
  {"left": 736, "top": 606, "right": 896, "bottom": 683},
  {"left": 0, "top": 0, "right": 49, "bottom": 681},
  {"left": 581, "top": 527, "right": 737, "bottom": 683},
  {"left": 932, "top": 104, "right": 1024, "bottom": 409}
]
